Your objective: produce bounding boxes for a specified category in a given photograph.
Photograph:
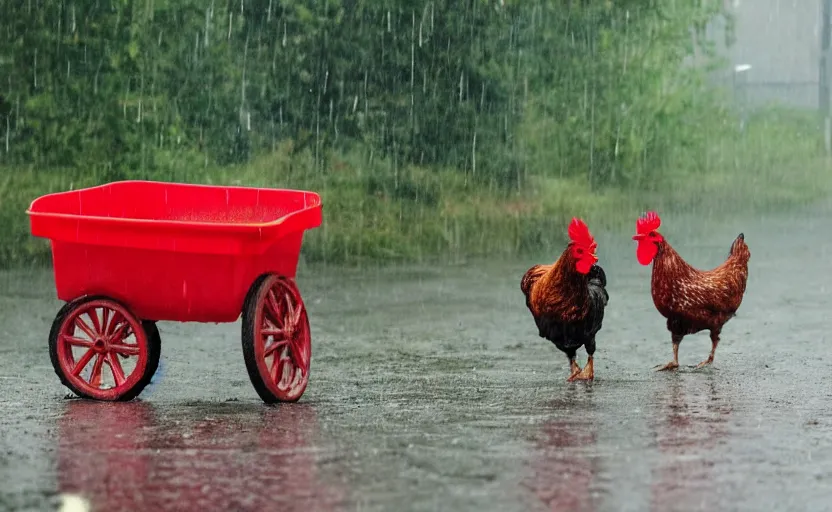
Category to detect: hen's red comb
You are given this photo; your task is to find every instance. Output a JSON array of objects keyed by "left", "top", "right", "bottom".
[
  {"left": 568, "top": 217, "right": 595, "bottom": 247},
  {"left": 636, "top": 211, "right": 661, "bottom": 234}
]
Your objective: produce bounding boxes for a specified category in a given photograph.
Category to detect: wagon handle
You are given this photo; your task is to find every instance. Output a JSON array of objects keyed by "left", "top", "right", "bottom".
[{"left": 257, "top": 200, "right": 323, "bottom": 242}]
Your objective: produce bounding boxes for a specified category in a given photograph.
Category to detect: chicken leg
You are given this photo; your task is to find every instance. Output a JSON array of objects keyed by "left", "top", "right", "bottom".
[
  {"left": 694, "top": 332, "right": 720, "bottom": 369},
  {"left": 655, "top": 336, "right": 682, "bottom": 371},
  {"left": 567, "top": 358, "right": 581, "bottom": 381},
  {"left": 568, "top": 356, "right": 594, "bottom": 381}
]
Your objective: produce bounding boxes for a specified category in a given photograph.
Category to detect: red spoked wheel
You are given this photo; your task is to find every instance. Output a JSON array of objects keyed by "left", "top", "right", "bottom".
[
  {"left": 48, "top": 296, "right": 161, "bottom": 401},
  {"left": 242, "top": 274, "right": 312, "bottom": 403}
]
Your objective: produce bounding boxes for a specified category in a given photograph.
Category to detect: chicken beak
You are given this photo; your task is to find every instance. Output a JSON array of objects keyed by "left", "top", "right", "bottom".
[
  {"left": 632, "top": 234, "right": 645, "bottom": 241},
  {"left": 592, "top": 252, "right": 599, "bottom": 263}
]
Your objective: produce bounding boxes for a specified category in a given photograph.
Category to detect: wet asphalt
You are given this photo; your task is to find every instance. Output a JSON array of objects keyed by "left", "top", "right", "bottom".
[{"left": 1, "top": 203, "right": 832, "bottom": 511}]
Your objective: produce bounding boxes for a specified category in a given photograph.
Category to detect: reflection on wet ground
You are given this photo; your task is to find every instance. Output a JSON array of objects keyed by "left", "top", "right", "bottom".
[
  {"left": 55, "top": 401, "right": 343, "bottom": 511},
  {"left": 523, "top": 394, "right": 600, "bottom": 512},
  {"left": 2, "top": 207, "right": 832, "bottom": 510},
  {"left": 648, "top": 378, "right": 731, "bottom": 512}
]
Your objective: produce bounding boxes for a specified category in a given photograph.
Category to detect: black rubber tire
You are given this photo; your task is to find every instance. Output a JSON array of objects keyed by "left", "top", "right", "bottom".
[
  {"left": 242, "top": 275, "right": 278, "bottom": 404},
  {"left": 142, "top": 320, "right": 163, "bottom": 388},
  {"left": 241, "top": 274, "right": 311, "bottom": 404},
  {"left": 48, "top": 295, "right": 162, "bottom": 402}
]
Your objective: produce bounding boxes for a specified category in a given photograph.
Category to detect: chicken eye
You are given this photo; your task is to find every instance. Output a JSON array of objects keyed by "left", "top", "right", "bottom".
[{"left": 576, "top": 248, "right": 584, "bottom": 254}]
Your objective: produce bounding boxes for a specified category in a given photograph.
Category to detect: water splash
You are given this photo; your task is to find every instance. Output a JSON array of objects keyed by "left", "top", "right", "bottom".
[{"left": 58, "top": 494, "right": 91, "bottom": 512}]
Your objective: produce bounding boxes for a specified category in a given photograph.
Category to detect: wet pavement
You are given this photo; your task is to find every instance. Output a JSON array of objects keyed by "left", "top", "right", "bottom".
[{"left": 2, "top": 204, "right": 832, "bottom": 511}]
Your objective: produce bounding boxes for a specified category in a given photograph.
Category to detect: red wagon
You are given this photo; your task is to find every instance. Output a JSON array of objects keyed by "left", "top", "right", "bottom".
[{"left": 27, "top": 180, "right": 322, "bottom": 403}]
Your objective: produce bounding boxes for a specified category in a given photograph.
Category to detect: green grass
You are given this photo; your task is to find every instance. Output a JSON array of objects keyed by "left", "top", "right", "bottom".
[{"left": 2, "top": 108, "right": 831, "bottom": 269}]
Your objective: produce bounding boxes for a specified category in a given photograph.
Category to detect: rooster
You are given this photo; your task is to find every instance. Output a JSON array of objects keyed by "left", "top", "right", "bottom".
[
  {"left": 633, "top": 211, "right": 750, "bottom": 371},
  {"left": 521, "top": 218, "right": 609, "bottom": 381}
]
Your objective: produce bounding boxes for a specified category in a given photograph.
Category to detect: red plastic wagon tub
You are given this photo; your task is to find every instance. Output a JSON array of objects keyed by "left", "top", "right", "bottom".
[{"left": 27, "top": 180, "right": 322, "bottom": 404}]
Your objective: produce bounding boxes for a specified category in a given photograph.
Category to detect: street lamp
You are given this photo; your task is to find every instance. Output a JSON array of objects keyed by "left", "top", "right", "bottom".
[{"left": 733, "top": 64, "right": 752, "bottom": 132}]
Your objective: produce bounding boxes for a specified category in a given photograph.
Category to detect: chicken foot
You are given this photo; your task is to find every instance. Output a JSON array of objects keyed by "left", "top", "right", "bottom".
[
  {"left": 568, "top": 356, "right": 594, "bottom": 381},
  {"left": 654, "top": 336, "right": 682, "bottom": 371},
  {"left": 694, "top": 332, "right": 720, "bottom": 369}
]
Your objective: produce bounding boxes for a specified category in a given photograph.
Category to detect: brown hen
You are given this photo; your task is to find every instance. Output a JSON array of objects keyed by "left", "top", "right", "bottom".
[{"left": 633, "top": 211, "right": 750, "bottom": 370}]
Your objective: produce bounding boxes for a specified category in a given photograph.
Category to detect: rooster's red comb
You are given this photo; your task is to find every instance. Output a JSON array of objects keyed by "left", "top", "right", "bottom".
[
  {"left": 636, "top": 211, "right": 661, "bottom": 234},
  {"left": 568, "top": 218, "right": 595, "bottom": 247}
]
